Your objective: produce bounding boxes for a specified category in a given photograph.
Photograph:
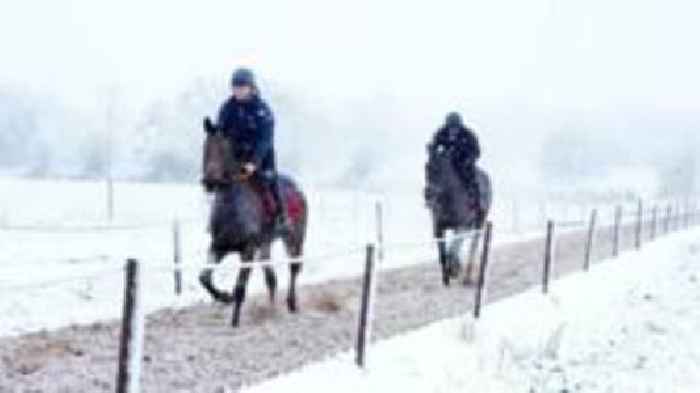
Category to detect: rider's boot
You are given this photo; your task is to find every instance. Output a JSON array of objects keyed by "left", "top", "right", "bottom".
[{"left": 271, "top": 178, "right": 293, "bottom": 234}]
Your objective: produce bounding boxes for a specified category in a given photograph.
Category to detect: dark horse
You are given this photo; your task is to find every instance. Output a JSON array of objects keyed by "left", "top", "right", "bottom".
[
  {"left": 199, "top": 118, "right": 308, "bottom": 327},
  {"left": 425, "top": 146, "right": 492, "bottom": 286}
]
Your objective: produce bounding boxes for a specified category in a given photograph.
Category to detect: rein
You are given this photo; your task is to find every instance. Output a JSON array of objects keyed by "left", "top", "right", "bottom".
[{"left": 231, "top": 171, "right": 253, "bottom": 182}]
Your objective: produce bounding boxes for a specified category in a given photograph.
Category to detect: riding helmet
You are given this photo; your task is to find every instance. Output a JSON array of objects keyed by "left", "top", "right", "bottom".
[
  {"left": 445, "top": 112, "right": 463, "bottom": 127},
  {"left": 231, "top": 67, "right": 256, "bottom": 88}
]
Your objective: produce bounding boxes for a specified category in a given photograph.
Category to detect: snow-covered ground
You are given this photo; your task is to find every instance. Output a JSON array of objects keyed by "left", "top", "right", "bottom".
[
  {"left": 242, "top": 229, "right": 700, "bottom": 393},
  {"left": 0, "top": 176, "right": 668, "bottom": 337}
]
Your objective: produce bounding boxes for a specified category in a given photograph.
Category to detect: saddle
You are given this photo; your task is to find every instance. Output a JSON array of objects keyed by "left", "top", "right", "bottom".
[{"left": 249, "top": 178, "right": 305, "bottom": 225}]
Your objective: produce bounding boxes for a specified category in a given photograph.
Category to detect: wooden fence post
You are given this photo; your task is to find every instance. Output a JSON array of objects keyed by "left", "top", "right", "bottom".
[
  {"left": 613, "top": 206, "right": 622, "bottom": 257},
  {"left": 583, "top": 209, "right": 598, "bottom": 271},
  {"left": 107, "top": 176, "right": 114, "bottom": 222},
  {"left": 116, "top": 259, "right": 144, "bottom": 393},
  {"left": 173, "top": 219, "right": 182, "bottom": 296},
  {"left": 650, "top": 205, "right": 658, "bottom": 241},
  {"left": 635, "top": 199, "right": 643, "bottom": 250},
  {"left": 473, "top": 222, "right": 493, "bottom": 319},
  {"left": 375, "top": 201, "right": 384, "bottom": 263},
  {"left": 542, "top": 220, "right": 555, "bottom": 294},
  {"left": 356, "top": 244, "right": 376, "bottom": 368}
]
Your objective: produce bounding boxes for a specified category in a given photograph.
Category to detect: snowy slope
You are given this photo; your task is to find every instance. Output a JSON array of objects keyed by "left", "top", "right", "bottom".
[{"left": 242, "top": 229, "right": 700, "bottom": 393}]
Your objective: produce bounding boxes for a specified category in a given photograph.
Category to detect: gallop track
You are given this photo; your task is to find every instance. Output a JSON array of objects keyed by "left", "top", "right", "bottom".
[{"left": 0, "top": 225, "right": 635, "bottom": 393}]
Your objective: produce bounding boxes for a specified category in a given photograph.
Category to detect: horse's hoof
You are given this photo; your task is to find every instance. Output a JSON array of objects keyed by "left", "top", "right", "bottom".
[
  {"left": 231, "top": 312, "right": 241, "bottom": 328},
  {"left": 449, "top": 267, "right": 461, "bottom": 279},
  {"left": 442, "top": 276, "right": 450, "bottom": 287},
  {"left": 287, "top": 297, "right": 298, "bottom": 313},
  {"left": 213, "top": 292, "right": 235, "bottom": 304}
]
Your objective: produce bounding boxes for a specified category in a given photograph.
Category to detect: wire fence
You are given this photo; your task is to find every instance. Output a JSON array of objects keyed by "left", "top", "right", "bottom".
[{"left": 2, "top": 196, "right": 696, "bottom": 294}]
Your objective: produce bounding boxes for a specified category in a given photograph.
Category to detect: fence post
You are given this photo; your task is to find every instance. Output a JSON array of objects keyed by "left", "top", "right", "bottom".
[
  {"left": 356, "top": 244, "right": 376, "bottom": 368},
  {"left": 473, "top": 222, "right": 493, "bottom": 319},
  {"left": 583, "top": 209, "right": 597, "bottom": 272},
  {"left": 542, "top": 220, "right": 555, "bottom": 294},
  {"left": 690, "top": 201, "right": 696, "bottom": 227},
  {"left": 635, "top": 199, "right": 643, "bottom": 250},
  {"left": 173, "top": 219, "right": 182, "bottom": 296},
  {"left": 375, "top": 201, "right": 384, "bottom": 263},
  {"left": 613, "top": 206, "right": 622, "bottom": 257},
  {"left": 650, "top": 205, "right": 658, "bottom": 241},
  {"left": 107, "top": 176, "right": 114, "bottom": 222},
  {"left": 116, "top": 259, "right": 144, "bottom": 393},
  {"left": 353, "top": 191, "right": 360, "bottom": 247}
]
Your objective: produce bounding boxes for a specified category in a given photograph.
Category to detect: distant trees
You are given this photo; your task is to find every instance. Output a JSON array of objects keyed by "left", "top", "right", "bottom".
[
  {"left": 539, "top": 123, "right": 699, "bottom": 199},
  {"left": 0, "top": 89, "right": 40, "bottom": 169},
  {"left": 539, "top": 126, "right": 621, "bottom": 186}
]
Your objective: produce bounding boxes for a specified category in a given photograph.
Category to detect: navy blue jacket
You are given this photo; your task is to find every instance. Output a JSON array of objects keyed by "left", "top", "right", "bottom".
[
  {"left": 217, "top": 95, "right": 276, "bottom": 172},
  {"left": 429, "top": 125, "right": 481, "bottom": 165}
]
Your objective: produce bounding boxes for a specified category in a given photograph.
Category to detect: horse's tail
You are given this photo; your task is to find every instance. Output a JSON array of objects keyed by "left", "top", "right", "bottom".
[
  {"left": 277, "top": 174, "right": 308, "bottom": 240},
  {"left": 475, "top": 166, "right": 493, "bottom": 215}
]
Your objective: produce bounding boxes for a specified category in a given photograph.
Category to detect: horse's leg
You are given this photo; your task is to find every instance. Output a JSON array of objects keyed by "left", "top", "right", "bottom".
[
  {"left": 284, "top": 236, "right": 304, "bottom": 313},
  {"left": 231, "top": 248, "right": 255, "bottom": 328},
  {"left": 463, "top": 230, "right": 482, "bottom": 286},
  {"left": 260, "top": 243, "right": 277, "bottom": 305},
  {"left": 199, "top": 247, "right": 234, "bottom": 303},
  {"left": 448, "top": 230, "right": 466, "bottom": 278},
  {"left": 435, "top": 225, "right": 449, "bottom": 287}
]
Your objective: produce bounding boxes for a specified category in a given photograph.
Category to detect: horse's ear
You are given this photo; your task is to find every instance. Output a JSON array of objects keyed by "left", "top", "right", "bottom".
[{"left": 203, "top": 117, "right": 216, "bottom": 134}]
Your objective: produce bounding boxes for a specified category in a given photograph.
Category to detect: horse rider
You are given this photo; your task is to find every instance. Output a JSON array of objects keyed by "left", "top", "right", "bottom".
[
  {"left": 427, "top": 112, "right": 481, "bottom": 191},
  {"left": 215, "top": 67, "right": 291, "bottom": 232}
]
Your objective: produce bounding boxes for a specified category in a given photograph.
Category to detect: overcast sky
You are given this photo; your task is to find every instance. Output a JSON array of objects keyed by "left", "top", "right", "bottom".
[{"left": 2, "top": 0, "right": 699, "bottom": 114}]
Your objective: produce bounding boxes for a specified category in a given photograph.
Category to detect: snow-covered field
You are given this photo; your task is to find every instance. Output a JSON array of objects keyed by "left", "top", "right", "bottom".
[
  {"left": 0, "top": 176, "right": 671, "bottom": 337},
  {"left": 243, "top": 229, "right": 700, "bottom": 393}
]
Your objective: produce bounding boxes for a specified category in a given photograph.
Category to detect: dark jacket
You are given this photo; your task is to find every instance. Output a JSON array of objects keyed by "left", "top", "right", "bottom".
[
  {"left": 429, "top": 124, "right": 481, "bottom": 166},
  {"left": 216, "top": 95, "right": 276, "bottom": 172}
]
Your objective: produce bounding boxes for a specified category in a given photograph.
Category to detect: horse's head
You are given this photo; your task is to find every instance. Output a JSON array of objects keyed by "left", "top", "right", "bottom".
[
  {"left": 201, "top": 117, "right": 257, "bottom": 192},
  {"left": 202, "top": 117, "right": 235, "bottom": 192}
]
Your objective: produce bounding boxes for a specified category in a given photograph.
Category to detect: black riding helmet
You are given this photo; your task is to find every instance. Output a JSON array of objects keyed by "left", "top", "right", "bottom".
[
  {"left": 445, "top": 112, "right": 463, "bottom": 128},
  {"left": 231, "top": 67, "right": 256, "bottom": 88}
]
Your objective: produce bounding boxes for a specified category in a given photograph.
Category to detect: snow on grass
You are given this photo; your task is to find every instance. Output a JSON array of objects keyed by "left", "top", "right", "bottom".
[{"left": 242, "top": 230, "right": 700, "bottom": 393}]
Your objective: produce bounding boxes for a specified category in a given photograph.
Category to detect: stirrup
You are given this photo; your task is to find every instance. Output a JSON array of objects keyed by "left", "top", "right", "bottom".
[{"left": 275, "top": 213, "right": 293, "bottom": 233}]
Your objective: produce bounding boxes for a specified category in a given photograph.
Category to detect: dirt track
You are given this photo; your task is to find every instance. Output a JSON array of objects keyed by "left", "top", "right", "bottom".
[{"left": 0, "top": 225, "right": 642, "bottom": 392}]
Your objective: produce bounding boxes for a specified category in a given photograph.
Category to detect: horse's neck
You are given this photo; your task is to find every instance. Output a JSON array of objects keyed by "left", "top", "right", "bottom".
[
  {"left": 216, "top": 182, "right": 257, "bottom": 207},
  {"left": 438, "top": 156, "right": 463, "bottom": 190}
]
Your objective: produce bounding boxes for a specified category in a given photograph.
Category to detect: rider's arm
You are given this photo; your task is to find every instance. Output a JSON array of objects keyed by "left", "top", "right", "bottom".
[
  {"left": 429, "top": 128, "right": 447, "bottom": 153},
  {"left": 463, "top": 128, "right": 481, "bottom": 160},
  {"left": 250, "top": 103, "right": 275, "bottom": 167}
]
